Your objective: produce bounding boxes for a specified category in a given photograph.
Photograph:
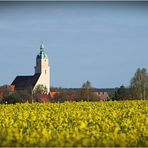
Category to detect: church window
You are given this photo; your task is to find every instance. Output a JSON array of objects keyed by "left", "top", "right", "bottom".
[{"left": 45, "top": 70, "right": 46, "bottom": 74}]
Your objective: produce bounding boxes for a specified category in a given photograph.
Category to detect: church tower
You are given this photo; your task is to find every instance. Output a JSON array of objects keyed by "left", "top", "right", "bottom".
[{"left": 34, "top": 43, "right": 50, "bottom": 93}]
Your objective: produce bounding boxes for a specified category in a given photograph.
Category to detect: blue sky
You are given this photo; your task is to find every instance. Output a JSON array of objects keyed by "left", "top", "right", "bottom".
[{"left": 0, "top": 2, "right": 148, "bottom": 88}]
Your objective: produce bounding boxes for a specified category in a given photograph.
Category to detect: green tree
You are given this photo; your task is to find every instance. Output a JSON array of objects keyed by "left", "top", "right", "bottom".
[
  {"left": 113, "top": 85, "right": 128, "bottom": 100},
  {"left": 33, "top": 85, "right": 48, "bottom": 102},
  {"left": 3, "top": 92, "right": 21, "bottom": 104},
  {"left": 82, "top": 81, "right": 92, "bottom": 89},
  {"left": 33, "top": 84, "right": 48, "bottom": 95},
  {"left": 130, "top": 68, "right": 148, "bottom": 100},
  {"left": 78, "top": 81, "right": 98, "bottom": 101}
]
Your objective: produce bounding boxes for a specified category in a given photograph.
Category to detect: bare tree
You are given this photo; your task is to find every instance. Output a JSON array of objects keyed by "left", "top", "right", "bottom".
[{"left": 130, "top": 68, "right": 148, "bottom": 100}]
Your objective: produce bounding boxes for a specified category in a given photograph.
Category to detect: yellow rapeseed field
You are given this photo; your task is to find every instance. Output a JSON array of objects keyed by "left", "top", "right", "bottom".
[{"left": 0, "top": 101, "right": 148, "bottom": 147}]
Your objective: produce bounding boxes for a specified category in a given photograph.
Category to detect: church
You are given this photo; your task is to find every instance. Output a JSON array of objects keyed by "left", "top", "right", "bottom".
[{"left": 11, "top": 43, "right": 50, "bottom": 94}]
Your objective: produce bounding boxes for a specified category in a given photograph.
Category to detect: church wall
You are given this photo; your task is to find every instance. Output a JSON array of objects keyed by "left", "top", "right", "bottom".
[
  {"left": 34, "top": 67, "right": 50, "bottom": 93},
  {"left": 34, "top": 58, "right": 50, "bottom": 93},
  {"left": 34, "top": 44, "right": 50, "bottom": 93}
]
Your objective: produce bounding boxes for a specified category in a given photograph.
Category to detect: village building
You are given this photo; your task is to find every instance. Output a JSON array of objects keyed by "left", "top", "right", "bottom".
[
  {"left": 11, "top": 43, "right": 50, "bottom": 94},
  {"left": 95, "top": 91, "right": 110, "bottom": 101},
  {"left": 0, "top": 43, "right": 110, "bottom": 103}
]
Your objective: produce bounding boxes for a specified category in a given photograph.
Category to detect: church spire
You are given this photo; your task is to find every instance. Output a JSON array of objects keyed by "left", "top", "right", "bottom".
[
  {"left": 35, "top": 43, "right": 50, "bottom": 93},
  {"left": 40, "top": 41, "right": 44, "bottom": 50}
]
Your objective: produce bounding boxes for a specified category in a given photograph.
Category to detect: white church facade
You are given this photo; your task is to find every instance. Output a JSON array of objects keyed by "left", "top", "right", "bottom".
[{"left": 12, "top": 43, "right": 50, "bottom": 94}]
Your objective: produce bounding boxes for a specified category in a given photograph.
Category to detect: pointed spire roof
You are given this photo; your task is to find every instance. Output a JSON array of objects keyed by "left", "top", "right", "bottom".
[
  {"left": 40, "top": 41, "right": 44, "bottom": 50},
  {"left": 37, "top": 42, "right": 48, "bottom": 59}
]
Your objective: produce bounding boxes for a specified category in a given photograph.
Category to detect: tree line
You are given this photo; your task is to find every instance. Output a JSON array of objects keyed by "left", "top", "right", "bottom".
[
  {"left": 0, "top": 67, "right": 148, "bottom": 104},
  {"left": 112, "top": 68, "right": 148, "bottom": 101},
  {"left": 51, "top": 68, "right": 148, "bottom": 102}
]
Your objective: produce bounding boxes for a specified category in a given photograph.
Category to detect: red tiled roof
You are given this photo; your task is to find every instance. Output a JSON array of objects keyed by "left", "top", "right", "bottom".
[{"left": 49, "top": 91, "right": 61, "bottom": 98}]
